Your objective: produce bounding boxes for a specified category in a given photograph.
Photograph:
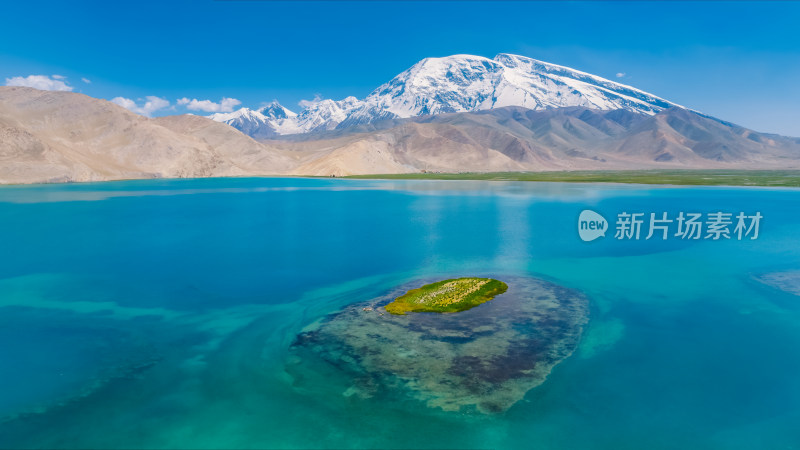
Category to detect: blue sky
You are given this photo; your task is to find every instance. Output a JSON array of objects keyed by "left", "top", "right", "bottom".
[{"left": 2, "top": 1, "right": 799, "bottom": 135}]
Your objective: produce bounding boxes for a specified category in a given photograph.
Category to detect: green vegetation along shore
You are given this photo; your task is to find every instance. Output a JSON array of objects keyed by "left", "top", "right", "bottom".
[
  {"left": 346, "top": 170, "right": 800, "bottom": 187},
  {"left": 385, "top": 278, "right": 508, "bottom": 315}
]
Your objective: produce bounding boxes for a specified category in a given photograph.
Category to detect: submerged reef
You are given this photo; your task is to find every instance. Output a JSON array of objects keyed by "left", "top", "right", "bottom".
[
  {"left": 287, "top": 276, "right": 589, "bottom": 414},
  {"left": 756, "top": 271, "right": 800, "bottom": 296},
  {"left": 385, "top": 277, "right": 508, "bottom": 315}
]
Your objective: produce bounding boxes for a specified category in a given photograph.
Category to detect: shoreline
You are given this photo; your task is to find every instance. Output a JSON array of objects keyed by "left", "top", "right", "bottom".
[
  {"left": 2, "top": 170, "right": 800, "bottom": 189},
  {"left": 345, "top": 169, "right": 800, "bottom": 188}
]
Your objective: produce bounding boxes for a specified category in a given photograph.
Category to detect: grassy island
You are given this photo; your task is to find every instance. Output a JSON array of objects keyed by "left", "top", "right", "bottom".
[{"left": 385, "top": 278, "right": 508, "bottom": 315}]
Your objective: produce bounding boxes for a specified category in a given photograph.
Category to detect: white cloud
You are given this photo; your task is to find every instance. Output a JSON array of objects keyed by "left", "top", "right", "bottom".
[
  {"left": 81, "top": 77, "right": 91, "bottom": 84},
  {"left": 298, "top": 94, "right": 323, "bottom": 109},
  {"left": 111, "top": 96, "right": 137, "bottom": 110},
  {"left": 111, "top": 96, "right": 170, "bottom": 117},
  {"left": 177, "top": 97, "right": 242, "bottom": 113},
  {"left": 5, "top": 74, "right": 73, "bottom": 91},
  {"left": 616, "top": 72, "right": 626, "bottom": 78}
]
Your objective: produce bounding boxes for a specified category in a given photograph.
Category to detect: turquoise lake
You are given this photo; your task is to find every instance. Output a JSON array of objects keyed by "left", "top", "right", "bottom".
[{"left": 0, "top": 177, "right": 799, "bottom": 449}]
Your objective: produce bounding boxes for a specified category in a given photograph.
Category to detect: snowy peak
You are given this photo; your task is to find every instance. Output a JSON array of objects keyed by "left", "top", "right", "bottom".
[
  {"left": 207, "top": 107, "right": 277, "bottom": 139},
  {"left": 366, "top": 54, "right": 503, "bottom": 117},
  {"left": 258, "top": 101, "right": 296, "bottom": 120},
  {"left": 491, "top": 53, "right": 677, "bottom": 113},
  {"left": 361, "top": 53, "right": 680, "bottom": 119},
  {"left": 207, "top": 102, "right": 301, "bottom": 139},
  {"left": 293, "top": 96, "right": 362, "bottom": 133},
  {"left": 210, "top": 53, "right": 685, "bottom": 139}
]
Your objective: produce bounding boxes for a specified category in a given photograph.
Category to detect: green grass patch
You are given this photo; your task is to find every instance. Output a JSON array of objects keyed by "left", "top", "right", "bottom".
[
  {"left": 346, "top": 170, "right": 800, "bottom": 187},
  {"left": 385, "top": 277, "right": 508, "bottom": 315}
]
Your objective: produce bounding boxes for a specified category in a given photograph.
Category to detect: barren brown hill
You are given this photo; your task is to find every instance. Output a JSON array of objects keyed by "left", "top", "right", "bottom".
[{"left": 0, "top": 87, "right": 289, "bottom": 184}]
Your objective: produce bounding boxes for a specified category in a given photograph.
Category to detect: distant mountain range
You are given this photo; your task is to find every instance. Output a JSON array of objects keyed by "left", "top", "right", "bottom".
[
  {"left": 210, "top": 53, "right": 683, "bottom": 139},
  {"left": 279, "top": 106, "right": 800, "bottom": 176},
  {"left": 1, "top": 54, "right": 799, "bottom": 184}
]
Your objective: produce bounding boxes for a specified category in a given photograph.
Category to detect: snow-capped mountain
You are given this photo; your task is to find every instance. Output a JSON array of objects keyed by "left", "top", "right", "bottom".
[
  {"left": 208, "top": 108, "right": 274, "bottom": 140},
  {"left": 211, "top": 53, "right": 684, "bottom": 138},
  {"left": 260, "top": 101, "right": 296, "bottom": 120},
  {"left": 207, "top": 100, "right": 301, "bottom": 139},
  {"left": 293, "top": 96, "right": 362, "bottom": 133}
]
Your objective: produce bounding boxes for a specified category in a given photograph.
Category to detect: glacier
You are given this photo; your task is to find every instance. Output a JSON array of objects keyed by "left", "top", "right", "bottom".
[{"left": 210, "top": 53, "right": 684, "bottom": 139}]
